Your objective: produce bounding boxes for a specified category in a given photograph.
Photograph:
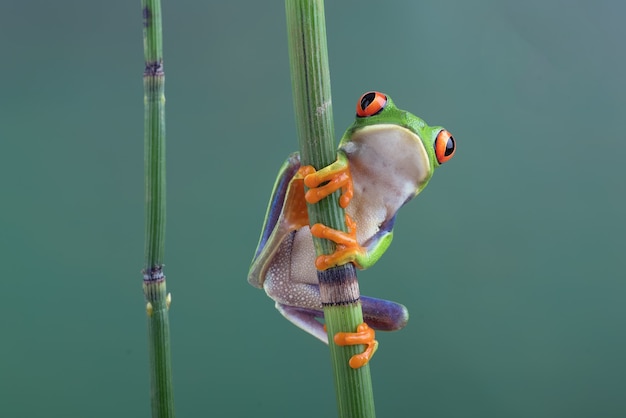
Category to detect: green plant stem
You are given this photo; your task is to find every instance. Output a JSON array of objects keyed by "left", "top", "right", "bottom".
[
  {"left": 285, "top": 1, "right": 376, "bottom": 417},
  {"left": 141, "top": 0, "right": 175, "bottom": 416}
]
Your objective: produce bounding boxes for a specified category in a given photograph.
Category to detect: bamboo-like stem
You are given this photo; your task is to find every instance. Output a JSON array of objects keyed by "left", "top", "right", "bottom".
[
  {"left": 141, "top": 0, "right": 175, "bottom": 416},
  {"left": 285, "top": 1, "right": 376, "bottom": 416}
]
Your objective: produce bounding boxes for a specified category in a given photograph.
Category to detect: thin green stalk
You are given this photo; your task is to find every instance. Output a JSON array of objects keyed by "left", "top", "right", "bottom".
[
  {"left": 141, "top": 0, "right": 175, "bottom": 416},
  {"left": 285, "top": 1, "right": 376, "bottom": 417}
]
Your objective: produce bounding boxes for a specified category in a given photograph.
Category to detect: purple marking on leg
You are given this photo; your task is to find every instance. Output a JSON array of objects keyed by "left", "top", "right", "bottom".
[
  {"left": 361, "top": 296, "right": 409, "bottom": 331},
  {"left": 276, "top": 303, "right": 327, "bottom": 343}
]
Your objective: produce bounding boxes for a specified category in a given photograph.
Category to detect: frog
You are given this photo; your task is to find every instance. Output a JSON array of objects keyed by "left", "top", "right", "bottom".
[{"left": 248, "top": 91, "right": 455, "bottom": 367}]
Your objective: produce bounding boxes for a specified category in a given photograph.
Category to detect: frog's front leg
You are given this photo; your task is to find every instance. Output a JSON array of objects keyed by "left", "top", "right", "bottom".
[
  {"left": 301, "top": 154, "right": 368, "bottom": 271},
  {"left": 301, "top": 155, "right": 354, "bottom": 209}
]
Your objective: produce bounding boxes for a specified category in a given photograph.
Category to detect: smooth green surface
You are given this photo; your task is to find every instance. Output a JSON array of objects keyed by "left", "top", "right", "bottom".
[{"left": 1, "top": 1, "right": 624, "bottom": 417}]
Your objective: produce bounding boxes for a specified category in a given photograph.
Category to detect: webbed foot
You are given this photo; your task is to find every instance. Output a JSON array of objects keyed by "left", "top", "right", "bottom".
[
  {"left": 300, "top": 157, "right": 353, "bottom": 208},
  {"left": 310, "top": 214, "right": 365, "bottom": 270},
  {"left": 333, "top": 322, "right": 379, "bottom": 369},
  {"left": 300, "top": 158, "right": 365, "bottom": 270}
]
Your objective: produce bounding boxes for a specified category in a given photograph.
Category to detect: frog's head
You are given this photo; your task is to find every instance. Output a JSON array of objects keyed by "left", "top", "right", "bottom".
[
  {"left": 349, "top": 91, "right": 455, "bottom": 165},
  {"left": 339, "top": 91, "right": 455, "bottom": 196}
]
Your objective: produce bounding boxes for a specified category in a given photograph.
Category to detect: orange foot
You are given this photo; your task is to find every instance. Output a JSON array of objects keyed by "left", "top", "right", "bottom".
[
  {"left": 310, "top": 214, "right": 364, "bottom": 270},
  {"left": 334, "top": 323, "right": 379, "bottom": 369},
  {"left": 300, "top": 159, "right": 365, "bottom": 270},
  {"left": 301, "top": 159, "right": 353, "bottom": 209}
]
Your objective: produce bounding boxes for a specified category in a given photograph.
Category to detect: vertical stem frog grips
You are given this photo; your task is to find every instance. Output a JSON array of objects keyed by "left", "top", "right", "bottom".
[{"left": 299, "top": 160, "right": 378, "bottom": 368}]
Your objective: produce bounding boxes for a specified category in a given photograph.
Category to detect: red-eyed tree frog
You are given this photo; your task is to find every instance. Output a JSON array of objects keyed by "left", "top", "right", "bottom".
[{"left": 248, "top": 91, "right": 455, "bottom": 367}]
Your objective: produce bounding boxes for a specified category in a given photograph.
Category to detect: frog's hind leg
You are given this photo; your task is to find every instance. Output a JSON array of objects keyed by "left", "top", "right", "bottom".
[
  {"left": 360, "top": 296, "right": 409, "bottom": 331},
  {"left": 275, "top": 303, "right": 327, "bottom": 343}
]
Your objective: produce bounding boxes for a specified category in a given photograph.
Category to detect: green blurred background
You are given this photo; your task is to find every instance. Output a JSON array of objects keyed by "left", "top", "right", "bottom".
[{"left": 2, "top": 0, "right": 624, "bottom": 417}]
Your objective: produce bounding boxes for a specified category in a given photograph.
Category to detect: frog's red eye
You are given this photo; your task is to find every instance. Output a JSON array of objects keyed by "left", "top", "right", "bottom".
[
  {"left": 356, "top": 91, "right": 387, "bottom": 117},
  {"left": 434, "top": 129, "right": 455, "bottom": 164}
]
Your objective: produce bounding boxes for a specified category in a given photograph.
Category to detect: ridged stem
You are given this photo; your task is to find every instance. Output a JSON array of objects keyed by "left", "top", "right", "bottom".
[
  {"left": 285, "top": 1, "right": 376, "bottom": 417},
  {"left": 141, "top": 0, "right": 175, "bottom": 416}
]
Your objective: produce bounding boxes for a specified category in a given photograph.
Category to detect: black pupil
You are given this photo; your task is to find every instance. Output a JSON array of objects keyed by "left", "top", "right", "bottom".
[
  {"left": 360, "top": 92, "right": 377, "bottom": 111},
  {"left": 445, "top": 136, "right": 455, "bottom": 156}
]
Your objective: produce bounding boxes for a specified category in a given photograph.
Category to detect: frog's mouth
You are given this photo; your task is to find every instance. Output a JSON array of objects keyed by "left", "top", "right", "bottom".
[{"left": 341, "top": 123, "right": 431, "bottom": 191}]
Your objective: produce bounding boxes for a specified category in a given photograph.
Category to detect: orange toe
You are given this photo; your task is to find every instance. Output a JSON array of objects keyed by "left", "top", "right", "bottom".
[{"left": 333, "top": 323, "right": 378, "bottom": 369}]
